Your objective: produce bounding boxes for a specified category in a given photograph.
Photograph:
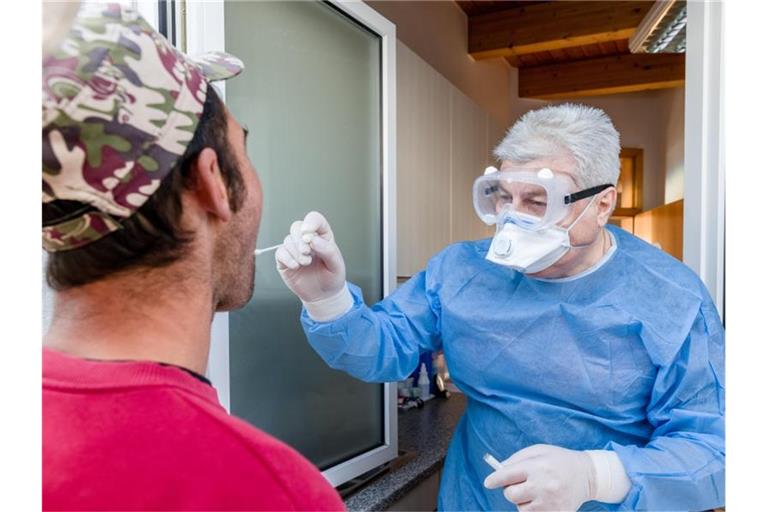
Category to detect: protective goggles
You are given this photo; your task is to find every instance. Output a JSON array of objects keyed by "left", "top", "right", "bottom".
[{"left": 472, "top": 167, "right": 613, "bottom": 230}]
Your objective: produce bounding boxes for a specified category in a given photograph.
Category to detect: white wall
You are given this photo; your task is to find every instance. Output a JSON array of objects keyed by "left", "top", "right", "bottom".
[
  {"left": 366, "top": 0, "right": 513, "bottom": 128},
  {"left": 682, "top": 0, "right": 724, "bottom": 314},
  {"left": 450, "top": 87, "right": 504, "bottom": 244},
  {"left": 396, "top": 40, "right": 452, "bottom": 276},
  {"left": 396, "top": 42, "right": 499, "bottom": 276},
  {"left": 659, "top": 87, "right": 685, "bottom": 203}
]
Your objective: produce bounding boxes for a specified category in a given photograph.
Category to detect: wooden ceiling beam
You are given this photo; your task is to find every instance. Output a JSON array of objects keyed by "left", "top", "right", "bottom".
[
  {"left": 469, "top": 1, "right": 653, "bottom": 60},
  {"left": 457, "top": 1, "right": 550, "bottom": 17},
  {"left": 518, "top": 52, "right": 685, "bottom": 99}
]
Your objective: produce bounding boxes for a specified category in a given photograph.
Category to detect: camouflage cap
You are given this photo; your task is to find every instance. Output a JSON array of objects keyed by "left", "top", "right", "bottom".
[{"left": 42, "top": 3, "right": 244, "bottom": 252}]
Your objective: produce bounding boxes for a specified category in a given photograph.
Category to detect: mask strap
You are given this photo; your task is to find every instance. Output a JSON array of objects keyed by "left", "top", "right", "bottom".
[{"left": 565, "top": 194, "right": 598, "bottom": 235}]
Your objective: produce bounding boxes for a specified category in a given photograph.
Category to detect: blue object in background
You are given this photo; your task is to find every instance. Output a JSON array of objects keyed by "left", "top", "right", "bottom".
[{"left": 300, "top": 226, "right": 725, "bottom": 511}]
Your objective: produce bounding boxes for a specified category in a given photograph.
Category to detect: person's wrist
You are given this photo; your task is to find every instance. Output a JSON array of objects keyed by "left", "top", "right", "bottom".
[
  {"left": 303, "top": 284, "right": 353, "bottom": 322},
  {"left": 585, "top": 450, "right": 631, "bottom": 504}
]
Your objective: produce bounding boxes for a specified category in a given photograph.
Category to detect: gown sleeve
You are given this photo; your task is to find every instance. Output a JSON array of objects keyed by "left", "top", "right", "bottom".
[
  {"left": 300, "top": 270, "right": 443, "bottom": 383},
  {"left": 606, "top": 300, "right": 725, "bottom": 510}
]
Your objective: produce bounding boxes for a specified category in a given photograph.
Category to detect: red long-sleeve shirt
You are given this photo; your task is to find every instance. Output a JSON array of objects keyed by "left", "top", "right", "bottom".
[{"left": 43, "top": 347, "right": 344, "bottom": 511}]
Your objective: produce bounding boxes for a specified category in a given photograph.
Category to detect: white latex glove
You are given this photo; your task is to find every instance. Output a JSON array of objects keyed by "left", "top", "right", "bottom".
[
  {"left": 275, "top": 211, "right": 353, "bottom": 321},
  {"left": 483, "top": 445, "right": 631, "bottom": 511}
]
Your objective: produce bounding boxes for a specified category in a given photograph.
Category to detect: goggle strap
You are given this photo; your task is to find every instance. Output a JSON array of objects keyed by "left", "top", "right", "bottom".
[{"left": 564, "top": 184, "right": 613, "bottom": 205}]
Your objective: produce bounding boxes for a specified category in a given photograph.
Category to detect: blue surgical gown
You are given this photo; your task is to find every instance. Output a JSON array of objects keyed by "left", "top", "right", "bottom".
[{"left": 301, "top": 225, "right": 725, "bottom": 511}]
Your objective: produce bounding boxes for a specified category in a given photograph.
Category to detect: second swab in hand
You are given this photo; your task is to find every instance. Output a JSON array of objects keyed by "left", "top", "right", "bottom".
[{"left": 483, "top": 453, "right": 503, "bottom": 472}]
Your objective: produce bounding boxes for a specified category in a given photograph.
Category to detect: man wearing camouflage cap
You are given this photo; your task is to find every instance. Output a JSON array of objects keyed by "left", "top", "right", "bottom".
[{"left": 42, "top": 4, "right": 343, "bottom": 509}]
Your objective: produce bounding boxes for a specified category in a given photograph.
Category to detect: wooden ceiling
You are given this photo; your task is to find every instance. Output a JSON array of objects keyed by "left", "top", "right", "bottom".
[
  {"left": 508, "top": 38, "right": 631, "bottom": 68},
  {"left": 457, "top": 1, "right": 550, "bottom": 17},
  {"left": 456, "top": 0, "right": 686, "bottom": 99}
]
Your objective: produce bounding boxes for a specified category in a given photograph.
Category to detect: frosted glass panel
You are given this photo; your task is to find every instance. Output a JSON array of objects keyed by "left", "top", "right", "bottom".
[{"left": 224, "top": 1, "right": 383, "bottom": 470}]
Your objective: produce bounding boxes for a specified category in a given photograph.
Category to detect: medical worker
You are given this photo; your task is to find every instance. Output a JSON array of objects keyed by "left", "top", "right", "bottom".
[{"left": 276, "top": 104, "right": 725, "bottom": 511}]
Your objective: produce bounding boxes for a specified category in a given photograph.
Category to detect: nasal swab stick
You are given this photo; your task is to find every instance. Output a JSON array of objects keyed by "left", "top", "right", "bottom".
[
  {"left": 254, "top": 244, "right": 281, "bottom": 256},
  {"left": 255, "top": 232, "right": 316, "bottom": 256}
]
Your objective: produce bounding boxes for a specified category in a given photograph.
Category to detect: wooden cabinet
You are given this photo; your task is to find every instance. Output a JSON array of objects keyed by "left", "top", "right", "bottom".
[
  {"left": 633, "top": 200, "right": 684, "bottom": 261},
  {"left": 385, "top": 469, "right": 441, "bottom": 511},
  {"left": 609, "top": 215, "right": 634, "bottom": 234},
  {"left": 608, "top": 148, "right": 683, "bottom": 261}
]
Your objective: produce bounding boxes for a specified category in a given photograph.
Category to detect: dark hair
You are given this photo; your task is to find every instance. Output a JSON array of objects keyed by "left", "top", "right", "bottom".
[{"left": 44, "top": 87, "right": 246, "bottom": 290}]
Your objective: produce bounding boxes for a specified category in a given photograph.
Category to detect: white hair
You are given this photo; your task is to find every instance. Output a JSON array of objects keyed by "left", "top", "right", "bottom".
[{"left": 494, "top": 103, "right": 621, "bottom": 188}]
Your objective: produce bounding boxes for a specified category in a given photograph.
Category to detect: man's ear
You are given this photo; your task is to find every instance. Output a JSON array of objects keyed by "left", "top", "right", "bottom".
[
  {"left": 595, "top": 187, "right": 617, "bottom": 226},
  {"left": 190, "top": 147, "right": 232, "bottom": 222}
]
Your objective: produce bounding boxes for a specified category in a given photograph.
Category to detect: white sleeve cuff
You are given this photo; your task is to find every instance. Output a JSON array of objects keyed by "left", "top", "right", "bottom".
[
  {"left": 303, "top": 284, "right": 354, "bottom": 322},
  {"left": 585, "top": 450, "right": 632, "bottom": 504}
]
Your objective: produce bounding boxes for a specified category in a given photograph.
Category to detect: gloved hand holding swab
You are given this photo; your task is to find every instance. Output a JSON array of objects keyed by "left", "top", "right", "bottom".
[
  {"left": 253, "top": 215, "right": 324, "bottom": 258},
  {"left": 274, "top": 211, "right": 352, "bottom": 320}
]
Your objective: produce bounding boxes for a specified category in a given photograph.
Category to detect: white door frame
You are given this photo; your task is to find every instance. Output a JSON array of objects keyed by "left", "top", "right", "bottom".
[
  {"left": 683, "top": 0, "right": 725, "bottom": 318},
  {"left": 183, "top": 0, "right": 398, "bottom": 487}
]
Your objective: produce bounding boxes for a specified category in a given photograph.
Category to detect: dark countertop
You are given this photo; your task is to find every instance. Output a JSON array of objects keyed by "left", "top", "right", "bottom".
[{"left": 343, "top": 393, "right": 467, "bottom": 511}]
